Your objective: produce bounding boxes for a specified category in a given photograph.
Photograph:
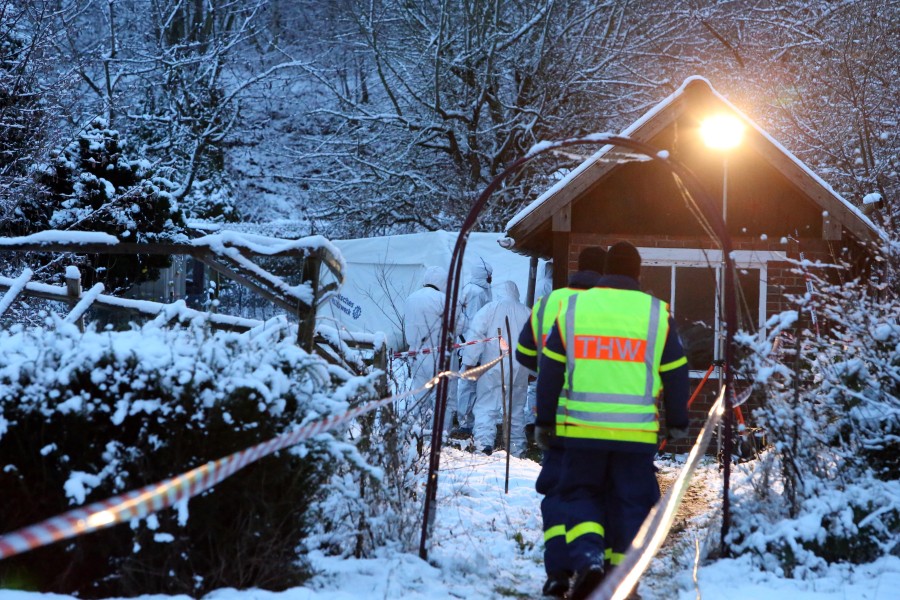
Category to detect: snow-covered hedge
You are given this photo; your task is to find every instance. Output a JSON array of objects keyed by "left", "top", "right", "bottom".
[
  {"left": 0, "top": 317, "right": 381, "bottom": 596},
  {"left": 730, "top": 242, "right": 900, "bottom": 575}
]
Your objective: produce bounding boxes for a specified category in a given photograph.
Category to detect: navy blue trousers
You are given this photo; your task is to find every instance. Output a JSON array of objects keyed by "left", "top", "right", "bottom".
[
  {"left": 557, "top": 447, "right": 660, "bottom": 571},
  {"left": 535, "top": 446, "right": 568, "bottom": 574}
]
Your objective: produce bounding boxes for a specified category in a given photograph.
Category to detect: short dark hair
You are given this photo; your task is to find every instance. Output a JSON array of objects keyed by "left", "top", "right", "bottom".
[
  {"left": 604, "top": 241, "right": 641, "bottom": 280},
  {"left": 577, "top": 246, "right": 607, "bottom": 274}
]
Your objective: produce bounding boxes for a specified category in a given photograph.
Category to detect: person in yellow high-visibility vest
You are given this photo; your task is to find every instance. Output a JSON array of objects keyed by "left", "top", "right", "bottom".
[
  {"left": 515, "top": 246, "right": 606, "bottom": 599},
  {"left": 535, "top": 241, "right": 690, "bottom": 600}
]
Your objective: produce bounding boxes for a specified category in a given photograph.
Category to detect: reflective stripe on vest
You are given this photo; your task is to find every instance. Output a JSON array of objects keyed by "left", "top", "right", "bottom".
[
  {"left": 532, "top": 295, "right": 547, "bottom": 358},
  {"left": 532, "top": 287, "right": 580, "bottom": 364},
  {"left": 533, "top": 288, "right": 582, "bottom": 424},
  {"left": 556, "top": 288, "right": 669, "bottom": 445}
]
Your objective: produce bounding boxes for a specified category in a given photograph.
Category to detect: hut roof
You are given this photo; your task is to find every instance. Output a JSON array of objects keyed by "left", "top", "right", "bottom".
[{"left": 505, "top": 76, "right": 884, "bottom": 251}]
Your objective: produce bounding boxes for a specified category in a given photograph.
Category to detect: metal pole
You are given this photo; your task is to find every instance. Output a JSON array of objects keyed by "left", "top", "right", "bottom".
[
  {"left": 497, "top": 327, "right": 507, "bottom": 458},
  {"left": 717, "top": 156, "right": 728, "bottom": 393},
  {"left": 722, "top": 156, "right": 728, "bottom": 224},
  {"left": 504, "top": 316, "right": 514, "bottom": 494}
]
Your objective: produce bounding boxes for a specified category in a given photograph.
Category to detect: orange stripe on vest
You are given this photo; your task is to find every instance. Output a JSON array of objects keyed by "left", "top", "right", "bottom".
[{"left": 573, "top": 335, "right": 646, "bottom": 362}]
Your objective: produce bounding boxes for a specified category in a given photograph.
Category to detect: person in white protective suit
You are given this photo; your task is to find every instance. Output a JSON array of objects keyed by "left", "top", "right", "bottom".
[
  {"left": 452, "top": 259, "right": 493, "bottom": 436},
  {"left": 402, "top": 265, "right": 457, "bottom": 427},
  {"left": 460, "top": 280, "right": 531, "bottom": 456},
  {"left": 534, "top": 260, "right": 554, "bottom": 301}
]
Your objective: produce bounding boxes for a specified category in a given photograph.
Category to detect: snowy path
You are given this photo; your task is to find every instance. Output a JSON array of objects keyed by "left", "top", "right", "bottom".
[{"left": 2, "top": 450, "right": 898, "bottom": 600}]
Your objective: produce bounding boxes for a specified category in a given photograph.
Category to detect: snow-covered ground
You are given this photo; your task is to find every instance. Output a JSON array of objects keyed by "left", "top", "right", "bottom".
[{"left": 2, "top": 448, "right": 899, "bottom": 600}]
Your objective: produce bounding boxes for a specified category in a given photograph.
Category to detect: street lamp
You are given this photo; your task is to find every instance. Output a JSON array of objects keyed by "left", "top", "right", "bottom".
[
  {"left": 700, "top": 114, "right": 745, "bottom": 222},
  {"left": 700, "top": 114, "right": 745, "bottom": 150},
  {"left": 700, "top": 113, "right": 744, "bottom": 390}
]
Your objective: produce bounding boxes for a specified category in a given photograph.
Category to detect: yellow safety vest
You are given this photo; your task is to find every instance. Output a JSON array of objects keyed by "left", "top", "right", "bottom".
[
  {"left": 530, "top": 287, "right": 582, "bottom": 367},
  {"left": 553, "top": 287, "right": 670, "bottom": 446}
]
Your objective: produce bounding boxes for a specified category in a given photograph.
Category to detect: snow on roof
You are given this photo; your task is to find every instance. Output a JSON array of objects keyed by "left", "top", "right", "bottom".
[
  {"left": 505, "top": 76, "right": 886, "bottom": 243},
  {"left": 864, "top": 192, "right": 883, "bottom": 205}
]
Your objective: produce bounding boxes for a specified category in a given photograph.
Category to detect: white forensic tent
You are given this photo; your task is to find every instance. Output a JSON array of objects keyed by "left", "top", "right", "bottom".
[{"left": 322, "top": 231, "right": 539, "bottom": 351}]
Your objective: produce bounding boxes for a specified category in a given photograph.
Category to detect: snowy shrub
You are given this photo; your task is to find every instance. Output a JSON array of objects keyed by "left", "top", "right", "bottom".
[
  {"left": 729, "top": 241, "right": 900, "bottom": 573},
  {"left": 0, "top": 317, "right": 381, "bottom": 597},
  {"left": 20, "top": 118, "right": 187, "bottom": 293},
  {"left": 304, "top": 342, "right": 432, "bottom": 558},
  {"left": 179, "top": 173, "right": 241, "bottom": 223}
]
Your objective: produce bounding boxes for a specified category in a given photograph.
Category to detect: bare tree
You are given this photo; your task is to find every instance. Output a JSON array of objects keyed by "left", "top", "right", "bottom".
[
  {"left": 289, "top": 0, "right": 675, "bottom": 236},
  {"left": 739, "top": 0, "right": 899, "bottom": 229},
  {"left": 0, "top": 0, "right": 70, "bottom": 231},
  {"left": 34, "top": 0, "right": 313, "bottom": 219}
]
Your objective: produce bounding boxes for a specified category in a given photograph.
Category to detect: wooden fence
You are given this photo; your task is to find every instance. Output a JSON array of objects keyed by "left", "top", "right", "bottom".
[{"left": 0, "top": 232, "right": 387, "bottom": 386}]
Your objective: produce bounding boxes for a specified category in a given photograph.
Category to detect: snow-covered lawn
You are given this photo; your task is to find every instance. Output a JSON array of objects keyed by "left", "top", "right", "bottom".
[{"left": 1, "top": 448, "right": 899, "bottom": 599}]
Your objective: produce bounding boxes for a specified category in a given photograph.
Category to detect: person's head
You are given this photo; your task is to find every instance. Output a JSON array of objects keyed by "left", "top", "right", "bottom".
[
  {"left": 422, "top": 265, "right": 448, "bottom": 291},
  {"left": 604, "top": 241, "right": 641, "bottom": 280},
  {"left": 577, "top": 246, "right": 607, "bottom": 274},
  {"left": 497, "top": 280, "right": 520, "bottom": 302},
  {"left": 470, "top": 258, "right": 493, "bottom": 287}
]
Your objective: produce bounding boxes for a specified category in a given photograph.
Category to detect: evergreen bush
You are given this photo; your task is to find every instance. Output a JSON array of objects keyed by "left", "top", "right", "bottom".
[
  {"left": 729, "top": 240, "right": 900, "bottom": 573},
  {"left": 0, "top": 317, "right": 380, "bottom": 596},
  {"left": 22, "top": 118, "right": 187, "bottom": 293}
]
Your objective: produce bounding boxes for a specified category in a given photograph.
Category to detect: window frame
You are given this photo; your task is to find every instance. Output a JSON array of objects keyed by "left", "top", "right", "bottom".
[{"left": 637, "top": 247, "right": 786, "bottom": 378}]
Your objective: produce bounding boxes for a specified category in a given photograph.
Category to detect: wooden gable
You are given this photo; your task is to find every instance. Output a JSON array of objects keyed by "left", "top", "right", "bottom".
[{"left": 505, "top": 77, "right": 879, "bottom": 260}]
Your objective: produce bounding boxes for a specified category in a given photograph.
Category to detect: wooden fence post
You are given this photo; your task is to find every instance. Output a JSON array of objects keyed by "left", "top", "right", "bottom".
[
  {"left": 65, "top": 266, "right": 84, "bottom": 332},
  {"left": 373, "top": 341, "right": 388, "bottom": 397},
  {"left": 297, "top": 250, "right": 321, "bottom": 351}
]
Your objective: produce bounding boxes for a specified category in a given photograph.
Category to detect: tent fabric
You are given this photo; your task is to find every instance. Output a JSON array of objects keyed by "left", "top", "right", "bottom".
[{"left": 321, "top": 231, "right": 539, "bottom": 350}]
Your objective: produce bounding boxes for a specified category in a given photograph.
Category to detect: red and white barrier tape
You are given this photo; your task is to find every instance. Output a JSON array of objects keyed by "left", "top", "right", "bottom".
[
  {"left": 0, "top": 387, "right": 428, "bottom": 560},
  {"left": 391, "top": 335, "right": 502, "bottom": 359},
  {"left": 0, "top": 352, "right": 511, "bottom": 561}
]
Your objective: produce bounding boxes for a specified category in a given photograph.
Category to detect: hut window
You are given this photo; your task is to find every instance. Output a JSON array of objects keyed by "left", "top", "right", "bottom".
[
  {"left": 642, "top": 265, "right": 716, "bottom": 372},
  {"left": 639, "top": 249, "right": 771, "bottom": 377}
]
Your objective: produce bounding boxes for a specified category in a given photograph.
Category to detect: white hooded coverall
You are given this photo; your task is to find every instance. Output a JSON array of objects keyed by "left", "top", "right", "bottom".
[
  {"left": 460, "top": 280, "right": 531, "bottom": 455},
  {"left": 402, "top": 265, "right": 457, "bottom": 425},
  {"left": 455, "top": 259, "right": 493, "bottom": 429}
]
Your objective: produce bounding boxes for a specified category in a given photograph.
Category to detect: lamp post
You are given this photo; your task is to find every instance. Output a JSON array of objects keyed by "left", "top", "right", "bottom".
[{"left": 700, "top": 114, "right": 744, "bottom": 390}]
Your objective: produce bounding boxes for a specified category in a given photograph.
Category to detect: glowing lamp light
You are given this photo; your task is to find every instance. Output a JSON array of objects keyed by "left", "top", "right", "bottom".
[{"left": 700, "top": 114, "right": 745, "bottom": 151}]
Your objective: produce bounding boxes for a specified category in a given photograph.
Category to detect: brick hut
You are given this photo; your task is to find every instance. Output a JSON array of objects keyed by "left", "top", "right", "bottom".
[{"left": 503, "top": 76, "right": 883, "bottom": 451}]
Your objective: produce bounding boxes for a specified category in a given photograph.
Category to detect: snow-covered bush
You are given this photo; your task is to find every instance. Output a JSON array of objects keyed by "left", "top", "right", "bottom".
[
  {"left": 729, "top": 242, "right": 900, "bottom": 574},
  {"left": 0, "top": 317, "right": 381, "bottom": 596},
  {"left": 21, "top": 118, "right": 187, "bottom": 293},
  {"left": 304, "top": 339, "right": 432, "bottom": 558}
]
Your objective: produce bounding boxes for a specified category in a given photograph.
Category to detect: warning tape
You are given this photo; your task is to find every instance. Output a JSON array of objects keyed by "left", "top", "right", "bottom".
[
  {"left": 0, "top": 351, "right": 509, "bottom": 561},
  {"left": 391, "top": 335, "right": 502, "bottom": 359}
]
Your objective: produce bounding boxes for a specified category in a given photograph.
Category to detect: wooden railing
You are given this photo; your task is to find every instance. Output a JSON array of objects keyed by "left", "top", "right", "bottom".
[
  {"left": 0, "top": 231, "right": 386, "bottom": 387},
  {"left": 0, "top": 232, "right": 339, "bottom": 345}
]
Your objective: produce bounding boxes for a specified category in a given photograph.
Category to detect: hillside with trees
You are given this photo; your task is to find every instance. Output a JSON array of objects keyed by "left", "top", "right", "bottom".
[
  {"left": 0, "top": 1, "right": 897, "bottom": 597},
  {"left": 1, "top": 0, "right": 895, "bottom": 241}
]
